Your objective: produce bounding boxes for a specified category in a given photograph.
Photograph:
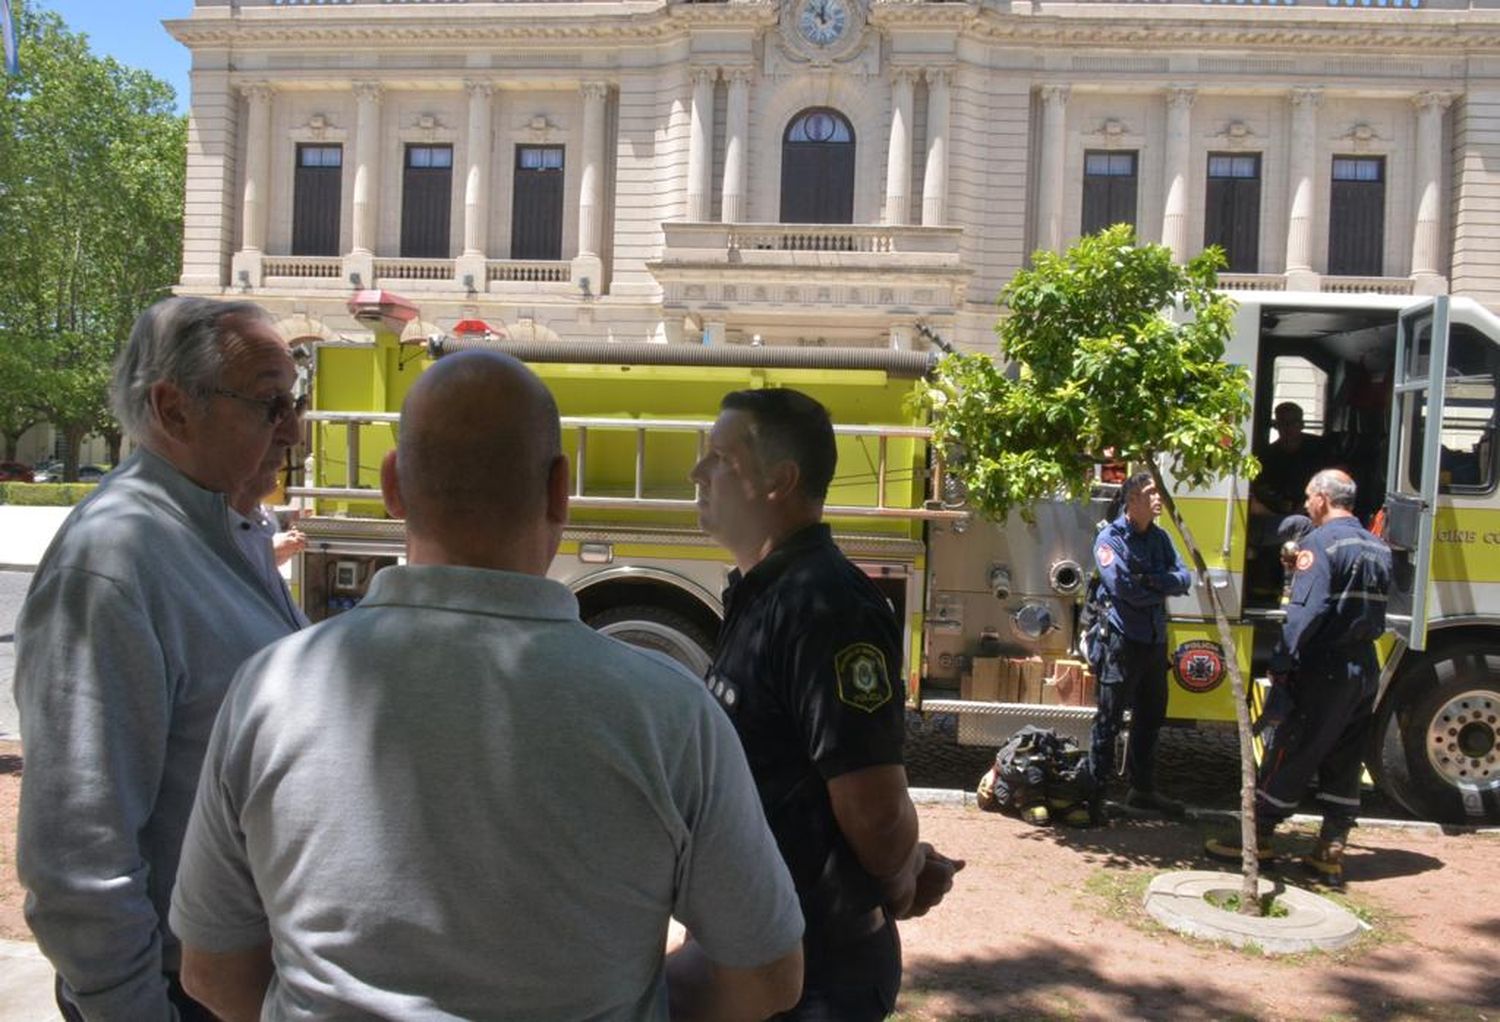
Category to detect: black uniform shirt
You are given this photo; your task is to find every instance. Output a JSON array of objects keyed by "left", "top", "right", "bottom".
[
  {"left": 704, "top": 523, "right": 906, "bottom": 938},
  {"left": 1274, "top": 514, "right": 1393, "bottom": 684}
]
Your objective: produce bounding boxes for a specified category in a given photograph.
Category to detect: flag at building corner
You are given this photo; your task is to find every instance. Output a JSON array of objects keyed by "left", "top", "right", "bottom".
[{"left": 1, "top": 0, "right": 17, "bottom": 76}]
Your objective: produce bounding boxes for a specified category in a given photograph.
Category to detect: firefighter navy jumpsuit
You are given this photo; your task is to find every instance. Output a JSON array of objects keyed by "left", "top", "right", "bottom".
[
  {"left": 1258, "top": 514, "right": 1393, "bottom": 837},
  {"left": 1090, "top": 514, "right": 1192, "bottom": 795}
]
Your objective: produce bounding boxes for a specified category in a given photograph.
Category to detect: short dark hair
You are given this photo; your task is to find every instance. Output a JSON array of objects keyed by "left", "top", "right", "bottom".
[
  {"left": 720, "top": 388, "right": 837, "bottom": 502},
  {"left": 1122, "top": 470, "right": 1155, "bottom": 502}
]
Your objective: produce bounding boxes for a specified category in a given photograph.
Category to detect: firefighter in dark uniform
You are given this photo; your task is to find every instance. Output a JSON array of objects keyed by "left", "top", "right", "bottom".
[
  {"left": 1206, "top": 468, "right": 1392, "bottom": 886},
  {"left": 690, "top": 387, "right": 964, "bottom": 1021},
  {"left": 1090, "top": 471, "right": 1193, "bottom": 820}
]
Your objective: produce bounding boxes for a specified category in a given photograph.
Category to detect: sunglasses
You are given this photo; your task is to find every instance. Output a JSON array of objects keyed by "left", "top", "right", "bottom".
[{"left": 212, "top": 387, "right": 309, "bottom": 426}]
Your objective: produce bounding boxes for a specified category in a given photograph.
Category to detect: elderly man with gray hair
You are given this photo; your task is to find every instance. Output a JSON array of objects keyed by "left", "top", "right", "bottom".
[
  {"left": 15, "top": 297, "right": 307, "bottom": 1020},
  {"left": 1207, "top": 468, "right": 1392, "bottom": 887}
]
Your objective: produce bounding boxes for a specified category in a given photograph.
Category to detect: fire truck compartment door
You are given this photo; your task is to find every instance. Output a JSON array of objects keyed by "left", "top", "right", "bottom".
[{"left": 1383, "top": 296, "right": 1450, "bottom": 653}]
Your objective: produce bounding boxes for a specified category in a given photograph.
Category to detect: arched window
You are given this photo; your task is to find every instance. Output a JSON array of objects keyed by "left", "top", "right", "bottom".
[{"left": 781, "top": 108, "right": 855, "bottom": 224}]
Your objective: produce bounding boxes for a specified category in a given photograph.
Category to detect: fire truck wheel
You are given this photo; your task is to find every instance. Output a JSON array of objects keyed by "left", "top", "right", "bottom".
[
  {"left": 588, "top": 605, "right": 715, "bottom": 678},
  {"left": 1374, "top": 641, "right": 1500, "bottom": 826}
]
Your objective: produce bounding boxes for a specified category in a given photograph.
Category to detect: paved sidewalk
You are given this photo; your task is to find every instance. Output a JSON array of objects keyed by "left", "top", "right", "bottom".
[
  {"left": 0, "top": 508, "right": 71, "bottom": 573},
  {"left": 0, "top": 940, "right": 55, "bottom": 1022}
]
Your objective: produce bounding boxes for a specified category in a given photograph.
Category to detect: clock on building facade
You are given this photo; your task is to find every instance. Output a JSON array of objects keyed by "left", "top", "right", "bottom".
[{"left": 781, "top": 0, "right": 869, "bottom": 63}]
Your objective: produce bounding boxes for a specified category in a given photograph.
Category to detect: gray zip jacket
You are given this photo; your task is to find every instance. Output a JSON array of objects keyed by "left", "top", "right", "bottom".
[{"left": 15, "top": 447, "right": 303, "bottom": 1020}]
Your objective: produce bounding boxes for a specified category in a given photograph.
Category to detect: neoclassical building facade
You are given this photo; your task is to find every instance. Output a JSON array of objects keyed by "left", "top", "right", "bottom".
[{"left": 169, "top": 0, "right": 1500, "bottom": 351}]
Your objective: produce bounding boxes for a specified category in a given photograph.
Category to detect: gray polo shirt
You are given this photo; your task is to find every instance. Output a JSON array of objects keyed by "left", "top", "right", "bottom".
[{"left": 171, "top": 565, "right": 802, "bottom": 1020}]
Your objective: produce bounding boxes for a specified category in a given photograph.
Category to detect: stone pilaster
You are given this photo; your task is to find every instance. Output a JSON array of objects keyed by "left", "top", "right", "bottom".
[
  {"left": 921, "top": 69, "right": 951, "bottom": 227},
  {"left": 230, "top": 83, "right": 272, "bottom": 289},
  {"left": 885, "top": 69, "right": 917, "bottom": 225},
  {"left": 686, "top": 67, "right": 716, "bottom": 222},
  {"left": 721, "top": 69, "right": 750, "bottom": 224},
  {"left": 1284, "top": 88, "right": 1322, "bottom": 290},
  {"left": 1036, "top": 85, "right": 1070, "bottom": 252},
  {"left": 1411, "top": 90, "right": 1455, "bottom": 295},
  {"left": 1161, "top": 87, "right": 1196, "bottom": 262}
]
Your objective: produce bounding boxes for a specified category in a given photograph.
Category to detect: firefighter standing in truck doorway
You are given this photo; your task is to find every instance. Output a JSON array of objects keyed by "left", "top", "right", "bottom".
[
  {"left": 1207, "top": 468, "right": 1392, "bottom": 886},
  {"left": 1089, "top": 470, "right": 1193, "bottom": 822}
]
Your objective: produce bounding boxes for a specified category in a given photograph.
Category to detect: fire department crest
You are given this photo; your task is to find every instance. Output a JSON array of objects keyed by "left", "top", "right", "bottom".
[
  {"left": 835, "top": 642, "right": 892, "bottom": 712},
  {"left": 1172, "top": 640, "right": 1226, "bottom": 694}
]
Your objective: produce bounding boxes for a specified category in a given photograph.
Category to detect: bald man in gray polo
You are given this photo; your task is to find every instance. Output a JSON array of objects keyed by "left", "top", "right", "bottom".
[{"left": 170, "top": 351, "right": 804, "bottom": 1021}]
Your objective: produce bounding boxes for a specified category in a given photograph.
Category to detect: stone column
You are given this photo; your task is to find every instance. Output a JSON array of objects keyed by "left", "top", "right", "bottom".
[
  {"left": 1284, "top": 88, "right": 1322, "bottom": 289},
  {"left": 349, "top": 81, "right": 383, "bottom": 276},
  {"left": 574, "top": 82, "right": 609, "bottom": 287},
  {"left": 456, "top": 81, "right": 494, "bottom": 291},
  {"left": 1411, "top": 91, "right": 1454, "bottom": 295},
  {"left": 1035, "top": 85, "right": 1069, "bottom": 252},
  {"left": 720, "top": 69, "right": 750, "bottom": 224},
  {"left": 230, "top": 83, "right": 272, "bottom": 288},
  {"left": 921, "top": 68, "right": 952, "bottom": 226},
  {"left": 461, "top": 82, "right": 494, "bottom": 259},
  {"left": 884, "top": 69, "right": 917, "bottom": 225},
  {"left": 686, "top": 67, "right": 716, "bottom": 221},
  {"left": 1161, "top": 87, "right": 1196, "bottom": 262}
]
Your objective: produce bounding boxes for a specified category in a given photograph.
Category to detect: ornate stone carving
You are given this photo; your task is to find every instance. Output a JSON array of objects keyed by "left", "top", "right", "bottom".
[
  {"left": 1165, "top": 87, "right": 1196, "bottom": 112},
  {"left": 1213, "top": 120, "right": 1261, "bottom": 149}
]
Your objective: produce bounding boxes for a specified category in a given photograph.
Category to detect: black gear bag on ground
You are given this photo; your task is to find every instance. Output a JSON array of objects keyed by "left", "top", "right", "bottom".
[{"left": 976, "top": 725, "right": 1097, "bottom": 825}]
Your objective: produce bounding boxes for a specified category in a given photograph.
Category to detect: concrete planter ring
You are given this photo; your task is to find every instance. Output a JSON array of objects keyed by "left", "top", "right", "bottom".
[{"left": 1143, "top": 870, "right": 1366, "bottom": 954}]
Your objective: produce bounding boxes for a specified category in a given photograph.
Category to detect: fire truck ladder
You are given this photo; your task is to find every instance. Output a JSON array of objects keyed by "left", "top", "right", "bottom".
[{"left": 291, "top": 411, "right": 969, "bottom": 523}]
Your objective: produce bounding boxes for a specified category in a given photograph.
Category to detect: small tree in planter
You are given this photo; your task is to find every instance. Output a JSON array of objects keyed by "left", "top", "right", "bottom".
[{"left": 918, "top": 224, "right": 1267, "bottom": 913}]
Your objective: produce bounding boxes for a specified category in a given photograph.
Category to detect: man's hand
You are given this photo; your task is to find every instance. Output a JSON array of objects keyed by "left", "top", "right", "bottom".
[{"left": 896, "top": 843, "right": 965, "bottom": 919}]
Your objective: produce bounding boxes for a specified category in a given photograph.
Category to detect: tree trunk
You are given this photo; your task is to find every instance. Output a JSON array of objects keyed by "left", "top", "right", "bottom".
[
  {"left": 61, "top": 425, "right": 85, "bottom": 483},
  {"left": 2, "top": 432, "right": 17, "bottom": 463},
  {"left": 103, "top": 428, "right": 122, "bottom": 467},
  {"left": 1148, "top": 459, "right": 1262, "bottom": 917}
]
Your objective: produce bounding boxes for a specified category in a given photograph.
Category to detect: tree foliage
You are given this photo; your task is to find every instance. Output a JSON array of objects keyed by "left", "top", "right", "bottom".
[
  {"left": 0, "top": 1, "right": 185, "bottom": 478},
  {"left": 918, "top": 225, "right": 1255, "bottom": 521},
  {"left": 919, "top": 224, "right": 1271, "bottom": 912}
]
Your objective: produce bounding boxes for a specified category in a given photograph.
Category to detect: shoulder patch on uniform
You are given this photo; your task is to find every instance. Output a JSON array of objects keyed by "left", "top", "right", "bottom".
[
  {"left": 1096, "top": 545, "right": 1115, "bottom": 568},
  {"left": 1295, "top": 549, "right": 1315, "bottom": 572},
  {"left": 834, "top": 643, "right": 893, "bottom": 713}
]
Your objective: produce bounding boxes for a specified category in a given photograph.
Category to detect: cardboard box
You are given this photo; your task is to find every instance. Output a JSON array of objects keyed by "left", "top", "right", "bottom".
[
  {"left": 1019, "top": 655, "right": 1045, "bottom": 703},
  {"left": 970, "top": 657, "right": 1003, "bottom": 702},
  {"left": 1052, "top": 658, "right": 1086, "bottom": 706},
  {"left": 1041, "top": 679, "right": 1061, "bottom": 705}
]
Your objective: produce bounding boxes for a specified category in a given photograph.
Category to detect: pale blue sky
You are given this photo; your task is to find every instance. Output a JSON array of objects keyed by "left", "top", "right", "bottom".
[{"left": 40, "top": 1, "right": 194, "bottom": 111}]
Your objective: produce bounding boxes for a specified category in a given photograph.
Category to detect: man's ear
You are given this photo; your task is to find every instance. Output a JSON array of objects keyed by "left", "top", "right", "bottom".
[
  {"left": 763, "top": 458, "right": 802, "bottom": 504},
  {"left": 380, "top": 450, "right": 405, "bottom": 520},
  {"left": 545, "top": 453, "right": 570, "bottom": 526},
  {"left": 150, "top": 381, "right": 193, "bottom": 443}
]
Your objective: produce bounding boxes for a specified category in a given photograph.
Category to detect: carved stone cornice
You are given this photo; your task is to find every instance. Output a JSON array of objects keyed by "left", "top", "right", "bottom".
[{"left": 163, "top": 6, "right": 1500, "bottom": 55}]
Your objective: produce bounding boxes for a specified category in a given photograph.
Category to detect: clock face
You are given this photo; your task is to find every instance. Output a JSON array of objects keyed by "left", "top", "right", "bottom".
[{"left": 798, "top": 0, "right": 850, "bottom": 48}]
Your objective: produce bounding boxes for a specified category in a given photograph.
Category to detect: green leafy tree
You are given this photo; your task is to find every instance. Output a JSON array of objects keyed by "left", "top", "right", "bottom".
[
  {"left": 0, "top": 1, "right": 185, "bottom": 478},
  {"left": 918, "top": 224, "right": 1269, "bottom": 913}
]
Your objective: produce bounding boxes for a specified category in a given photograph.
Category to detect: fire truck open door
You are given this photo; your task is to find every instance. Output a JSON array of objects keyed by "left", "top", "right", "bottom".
[{"left": 1383, "top": 296, "right": 1450, "bottom": 653}]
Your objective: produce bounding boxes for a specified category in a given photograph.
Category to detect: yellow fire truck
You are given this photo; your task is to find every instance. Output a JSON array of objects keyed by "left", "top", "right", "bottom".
[{"left": 292, "top": 289, "right": 1500, "bottom": 825}]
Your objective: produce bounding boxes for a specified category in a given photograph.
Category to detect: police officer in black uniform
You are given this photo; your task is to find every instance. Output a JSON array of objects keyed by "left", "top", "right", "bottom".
[
  {"left": 691, "top": 387, "right": 963, "bottom": 1021},
  {"left": 1206, "top": 468, "right": 1392, "bottom": 886},
  {"left": 1090, "top": 471, "right": 1193, "bottom": 820}
]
